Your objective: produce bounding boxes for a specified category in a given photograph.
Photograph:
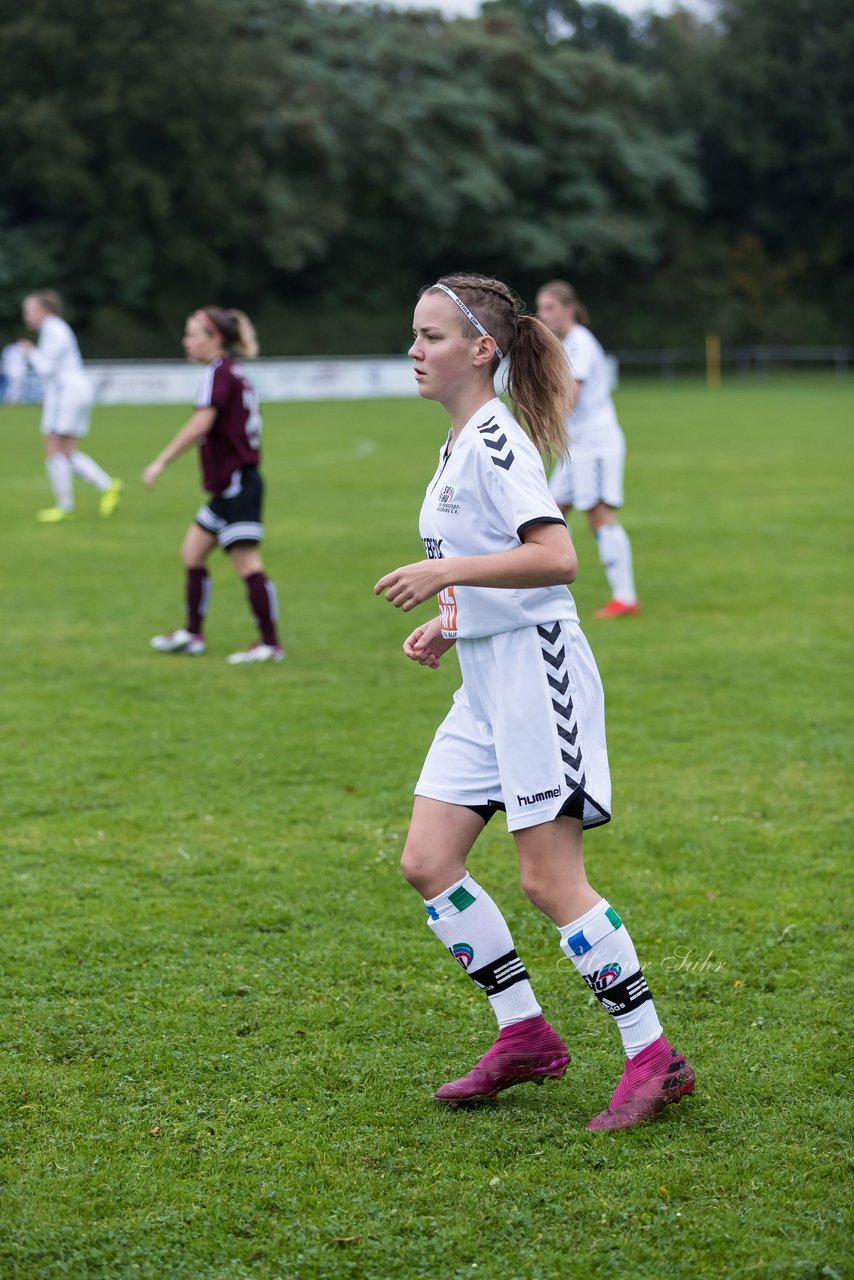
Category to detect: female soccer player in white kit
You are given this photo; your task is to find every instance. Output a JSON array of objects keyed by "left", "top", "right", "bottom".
[
  {"left": 18, "top": 291, "right": 122, "bottom": 522},
  {"left": 375, "top": 273, "right": 692, "bottom": 1129},
  {"left": 536, "top": 280, "right": 638, "bottom": 618}
]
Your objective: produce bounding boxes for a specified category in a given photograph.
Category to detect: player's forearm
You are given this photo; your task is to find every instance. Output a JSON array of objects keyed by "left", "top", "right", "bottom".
[
  {"left": 443, "top": 543, "right": 577, "bottom": 590},
  {"left": 153, "top": 418, "right": 208, "bottom": 467}
]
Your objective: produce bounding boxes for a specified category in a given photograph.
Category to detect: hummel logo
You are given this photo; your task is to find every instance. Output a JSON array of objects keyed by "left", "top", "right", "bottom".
[{"left": 517, "top": 786, "right": 561, "bottom": 806}]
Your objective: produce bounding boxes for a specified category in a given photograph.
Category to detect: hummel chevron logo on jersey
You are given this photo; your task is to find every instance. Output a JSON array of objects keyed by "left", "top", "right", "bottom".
[{"left": 477, "top": 417, "right": 515, "bottom": 470}]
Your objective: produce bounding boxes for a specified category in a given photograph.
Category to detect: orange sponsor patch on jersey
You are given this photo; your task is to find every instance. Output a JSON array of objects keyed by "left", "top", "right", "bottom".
[{"left": 439, "top": 585, "right": 458, "bottom": 637}]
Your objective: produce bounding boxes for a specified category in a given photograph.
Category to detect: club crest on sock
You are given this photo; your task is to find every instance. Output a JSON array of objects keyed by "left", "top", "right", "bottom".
[
  {"left": 452, "top": 943, "right": 474, "bottom": 970},
  {"left": 584, "top": 962, "right": 622, "bottom": 992}
]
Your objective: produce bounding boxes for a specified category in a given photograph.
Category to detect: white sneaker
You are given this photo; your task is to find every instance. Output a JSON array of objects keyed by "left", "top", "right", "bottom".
[
  {"left": 226, "top": 642, "right": 285, "bottom": 665},
  {"left": 151, "top": 628, "right": 206, "bottom": 655}
]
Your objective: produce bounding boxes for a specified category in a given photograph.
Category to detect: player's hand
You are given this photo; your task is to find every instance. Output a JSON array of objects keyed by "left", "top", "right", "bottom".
[
  {"left": 403, "top": 617, "right": 455, "bottom": 669},
  {"left": 142, "top": 460, "right": 165, "bottom": 490},
  {"left": 17, "top": 339, "right": 33, "bottom": 351},
  {"left": 374, "top": 560, "right": 446, "bottom": 611}
]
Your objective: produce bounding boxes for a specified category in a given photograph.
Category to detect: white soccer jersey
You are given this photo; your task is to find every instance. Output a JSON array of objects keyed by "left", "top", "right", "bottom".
[
  {"left": 563, "top": 324, "right": 622, "bottom": 450},
  {"left": 418, "top": 398, "right": 578, "bottom": 640},
  {"left": 25, "top": 315, "right": 87, "bottom": 390}
]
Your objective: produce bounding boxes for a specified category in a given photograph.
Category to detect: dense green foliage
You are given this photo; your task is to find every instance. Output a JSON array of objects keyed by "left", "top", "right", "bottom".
[
  {"left": 1, "top": 377, "right": 852, "bottom": 1277},
  {"left": 0, "top": 0, "right": 851, "bottom": 349}
]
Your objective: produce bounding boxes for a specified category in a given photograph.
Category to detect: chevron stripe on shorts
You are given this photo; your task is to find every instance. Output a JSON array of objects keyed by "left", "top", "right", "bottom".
[{"left": 537, "top": 622, "right": 586, "bottom": 796}]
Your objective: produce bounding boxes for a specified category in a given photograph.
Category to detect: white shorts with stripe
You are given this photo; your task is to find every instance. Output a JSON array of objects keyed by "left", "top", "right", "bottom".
[
  {"left": 415, "top": 621, "right": 612, "bottom": 833},
  {"left": 550, "top": 438, "right": 625, "bottom": 511}
]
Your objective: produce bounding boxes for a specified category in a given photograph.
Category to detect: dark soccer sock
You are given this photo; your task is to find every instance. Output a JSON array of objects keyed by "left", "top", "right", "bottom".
[
  {"left": 186, "top": 568, "right": 211, "bottom": 636},
  {"left": 245, "top": 572, "right": 280, "bottom": 646}
]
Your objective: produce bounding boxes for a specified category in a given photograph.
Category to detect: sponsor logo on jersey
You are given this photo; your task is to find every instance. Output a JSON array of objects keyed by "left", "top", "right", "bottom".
[
  {"left": 437, "top": 484, "right": 459, "bottom": 514},
  {"left": 423, "top": 536, "right": 445, "bottom": 560},
  {"left": 517, "top": 786, "right": 561, "bottom": 806},
  {"left": 439, "top": 585, "right": 458, "bottom": 637},
  {"left": 452, "top": 943, "right": 474, "bottom": 970}
]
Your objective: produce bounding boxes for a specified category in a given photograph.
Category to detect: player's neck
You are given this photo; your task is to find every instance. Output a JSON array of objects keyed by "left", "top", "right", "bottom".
[{"left": 444, "top": 385, "right": 497, "bottom": 443}]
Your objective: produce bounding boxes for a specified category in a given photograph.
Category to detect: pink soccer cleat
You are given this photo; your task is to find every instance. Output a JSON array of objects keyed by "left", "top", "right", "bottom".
[
  {"left": 434, "top": 1014, "right": 569, "bottom": 1106},
  {"left": 586, "top": 1034, "right": 694, "bottom": 1130}
]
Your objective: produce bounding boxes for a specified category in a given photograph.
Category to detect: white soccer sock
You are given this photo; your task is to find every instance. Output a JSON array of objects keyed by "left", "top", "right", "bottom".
[
  {"left": 424, "top": 873, "right": 542, "bottom": 1029},
  {"left": 70, "top": 450, "right": 111, "bottom": 492},
  {"left": 46, "top": 454, "right": 74, "bottom": 511},
  {"left": 595, "top": 524, "right": 637, "bottom": 604},
  {"left": 558, "top": 898, "right": 662, "bottom": 1057}
]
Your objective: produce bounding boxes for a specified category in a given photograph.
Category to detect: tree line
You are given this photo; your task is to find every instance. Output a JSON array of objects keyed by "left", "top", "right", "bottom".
[{"left": 1, "top": 0, "right": 850, "bottom": 356}]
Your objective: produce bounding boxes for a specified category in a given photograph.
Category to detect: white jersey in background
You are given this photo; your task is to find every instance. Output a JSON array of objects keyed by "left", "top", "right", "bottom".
[
  {"left": 419, "top": 397, "right": 577, "bottom": 640},
  {"left": 2, "top": 343, "right": 28, "bottom": 403},
  {"left": 26, "top": 314, "right": 94, "bottom": 437},
  {"left": 562, "top": 324, "right": 622, "bottom": 450},
  {"left": 26, "top": 315, "right": 87, "bottom": 388}
]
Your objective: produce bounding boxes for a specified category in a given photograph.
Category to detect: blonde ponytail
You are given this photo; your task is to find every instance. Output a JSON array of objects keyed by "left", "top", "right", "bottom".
[
  {"left": 506, "top": 315, "right": 573, "bottom": 461},
  {"left": 227, "top": 309, "right": 259, "bottom": 358}
]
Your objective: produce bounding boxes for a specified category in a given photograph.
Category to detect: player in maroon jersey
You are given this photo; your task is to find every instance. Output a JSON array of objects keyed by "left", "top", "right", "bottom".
[{"left": 143, "top": 307, "right": 283, "bottom": 663}]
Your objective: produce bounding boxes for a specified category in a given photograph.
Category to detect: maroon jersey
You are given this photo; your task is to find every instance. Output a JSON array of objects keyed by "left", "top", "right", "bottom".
[{"left": 194, "top": 357, "right": 262, "bottom": 495}]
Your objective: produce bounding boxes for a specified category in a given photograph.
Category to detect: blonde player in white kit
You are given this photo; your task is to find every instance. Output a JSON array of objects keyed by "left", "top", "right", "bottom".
[
  {"left": 536, "top": 280, "right": 638, "bottom": 618},
  {"left": 18, "top": 291, "right": 122, "bottom": 522},
  {"left": 375, "top": 273, "right": 692, "bottom": 1130}
]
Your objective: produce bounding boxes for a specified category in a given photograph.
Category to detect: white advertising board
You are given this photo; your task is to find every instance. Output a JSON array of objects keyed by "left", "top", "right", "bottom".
[{"left": 85, "top": 357, "right": 420, "bottom": 405}]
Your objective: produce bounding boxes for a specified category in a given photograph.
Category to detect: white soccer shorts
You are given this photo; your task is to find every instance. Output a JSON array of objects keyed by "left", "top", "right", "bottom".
[
  {"left": 40, "top": 377, "right": 94, "bottom": 438},
  {"left": 550, "top": 440, "right": 625, "bottom": 511},
  {"left": 415, "top": 621, "right": 612, "bottom": 832}
]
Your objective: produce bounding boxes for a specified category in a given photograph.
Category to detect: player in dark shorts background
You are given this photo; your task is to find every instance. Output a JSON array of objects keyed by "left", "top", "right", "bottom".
[{"left": 143, "top": 306, "right": 284, "bottom": 664}]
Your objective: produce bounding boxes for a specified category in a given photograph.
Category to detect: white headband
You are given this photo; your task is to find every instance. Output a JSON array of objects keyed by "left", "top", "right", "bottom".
[{"left": 431, "top": 283, "right": 505, "bottom": 361}]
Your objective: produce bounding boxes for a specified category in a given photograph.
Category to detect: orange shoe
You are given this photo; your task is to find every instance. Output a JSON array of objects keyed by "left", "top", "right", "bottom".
[{"left": 593, "top": 599, "right": 640, "bottom": 619}]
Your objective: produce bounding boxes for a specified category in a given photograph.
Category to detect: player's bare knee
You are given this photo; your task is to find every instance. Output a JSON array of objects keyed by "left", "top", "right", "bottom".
[
  {"left": 519, "top": 866, "right": 551, "bottom": 913},
  {"left": 400, "top": 843, "right": 430, "bottom": 892}
]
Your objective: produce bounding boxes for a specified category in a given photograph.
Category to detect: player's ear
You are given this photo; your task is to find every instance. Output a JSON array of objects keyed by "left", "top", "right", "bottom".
[{"left": 472, "top": 336, "right": 498, "bottom": 368}]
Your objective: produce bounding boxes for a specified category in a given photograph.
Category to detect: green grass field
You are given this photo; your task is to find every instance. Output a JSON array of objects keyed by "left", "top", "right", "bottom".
[{"left": 1, "top": 376, "right": 852, "bottom": 1280}]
